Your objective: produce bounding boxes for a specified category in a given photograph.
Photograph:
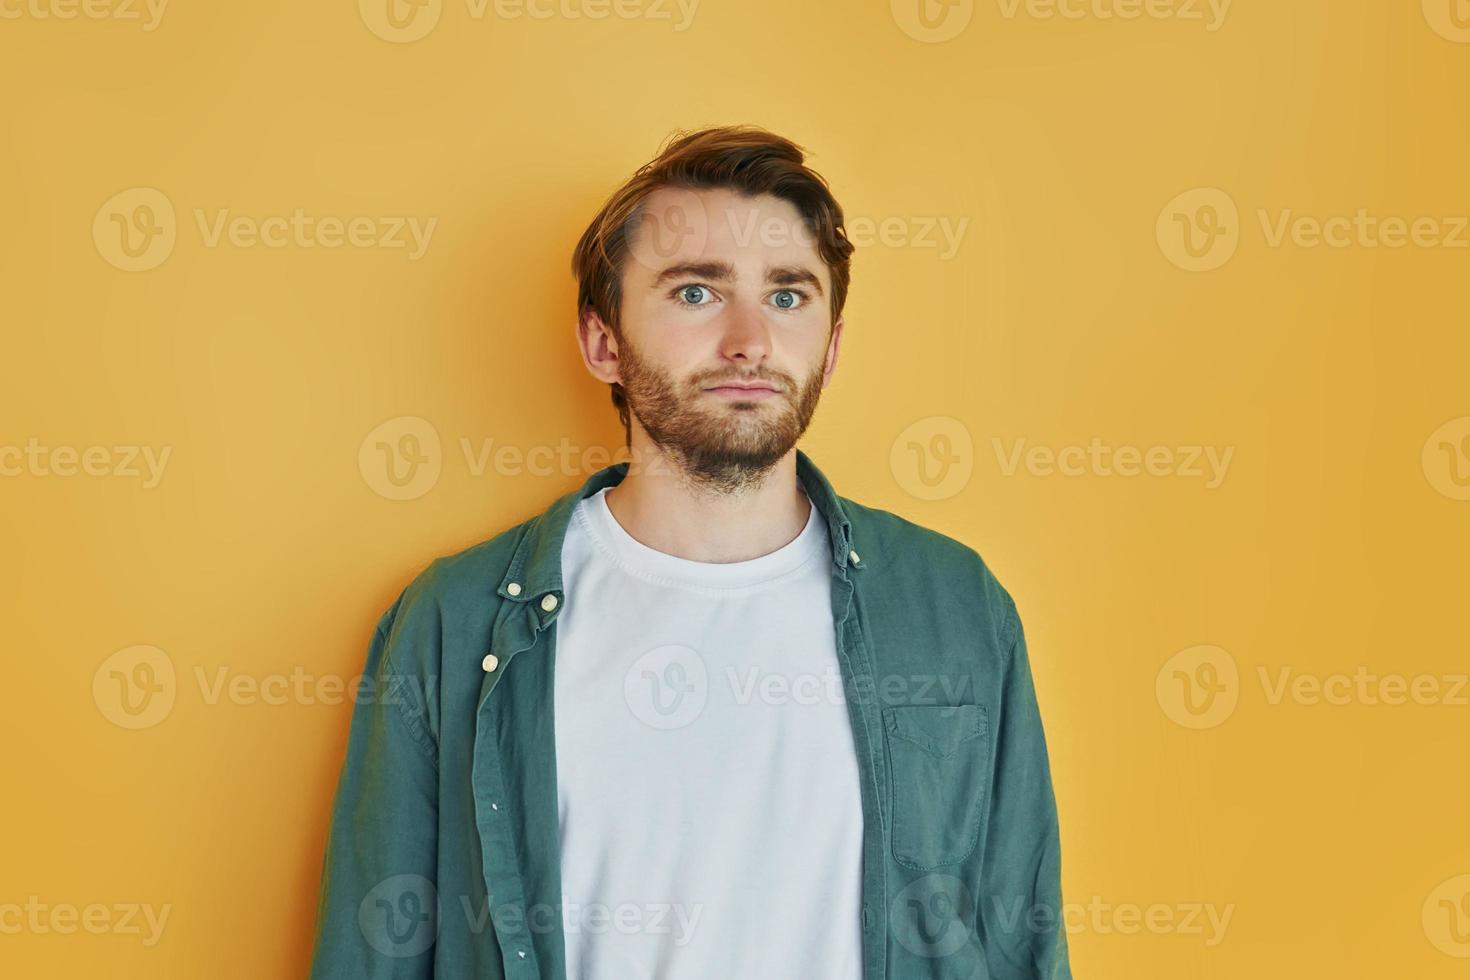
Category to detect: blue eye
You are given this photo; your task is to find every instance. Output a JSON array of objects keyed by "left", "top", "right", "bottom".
[
  {"left": 771, "top": 289, "right": 806, "bottom": 310},
  {"left": 675, "top": 285, "right": 712, "bottom": 306}
]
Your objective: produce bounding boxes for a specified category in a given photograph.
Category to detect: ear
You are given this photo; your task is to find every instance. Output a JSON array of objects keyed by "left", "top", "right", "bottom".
[
  {"left": 821, "top": 315, "right": 844, "bottom": 389},
  {"left": 576, "top": 306, "right": 622, "bottom": 385}
]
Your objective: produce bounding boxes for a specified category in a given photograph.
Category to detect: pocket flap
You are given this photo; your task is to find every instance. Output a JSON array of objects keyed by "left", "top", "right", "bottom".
[{"left": 883, "top": 704, "right": 987, "bottom": 759}]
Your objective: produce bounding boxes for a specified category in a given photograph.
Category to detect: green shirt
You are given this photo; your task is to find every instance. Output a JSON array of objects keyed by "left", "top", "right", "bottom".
[{"left": 309, "top": 448, "right": 1071, "bottom": 979}]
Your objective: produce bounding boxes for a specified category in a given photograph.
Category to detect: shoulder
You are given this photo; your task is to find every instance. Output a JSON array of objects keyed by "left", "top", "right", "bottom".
[
  {"left": 840, "top": 494, "right": 1021, "bottom": 647},
  {"left": 371, "top": 514, "right": 537, "bottom": 663}
]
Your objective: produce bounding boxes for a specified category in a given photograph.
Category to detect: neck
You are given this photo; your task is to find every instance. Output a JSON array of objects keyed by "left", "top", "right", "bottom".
[{"left": 603, "top": 443, "right": 811, "bottom": 564}]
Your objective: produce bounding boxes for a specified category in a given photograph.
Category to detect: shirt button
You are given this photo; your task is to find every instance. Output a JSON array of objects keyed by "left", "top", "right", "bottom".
[
  {"left": 481, "top": 653, "right": 499, "bottom": 672},
  {"left": 849, "top": 549, "right": 860, "bottom": 564},
  {"left": 540, "top": 594, "right": 558, "bottom": 612},
  {"left": 506, "top": 582, "right": 522, "bottom": 596},
  {"left": 862, "top": 904, "right": 875, "bottom": 929}
]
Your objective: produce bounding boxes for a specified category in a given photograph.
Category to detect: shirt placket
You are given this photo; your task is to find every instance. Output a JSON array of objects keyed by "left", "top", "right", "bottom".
[{"left": 831, "top": 562, "right": 889, "bottom": 980}]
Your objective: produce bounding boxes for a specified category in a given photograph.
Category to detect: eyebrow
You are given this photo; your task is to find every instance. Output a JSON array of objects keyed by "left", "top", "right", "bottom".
[{"left": 650, "top": 261, "right": 825, "bottom": 297}]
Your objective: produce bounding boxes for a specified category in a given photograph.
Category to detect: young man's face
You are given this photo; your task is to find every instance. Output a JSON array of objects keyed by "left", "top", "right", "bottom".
[{"left": 606, "top": 185, "right": 844, "bottom": 489}]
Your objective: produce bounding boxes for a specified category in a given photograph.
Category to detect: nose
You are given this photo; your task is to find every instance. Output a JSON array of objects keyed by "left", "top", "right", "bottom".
[{"left": 716, "top": 297, "right": 772, "bottom": 365}]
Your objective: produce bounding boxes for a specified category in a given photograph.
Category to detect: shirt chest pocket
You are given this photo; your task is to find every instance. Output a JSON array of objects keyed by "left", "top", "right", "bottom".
[{"left": 882, "top": 703, "right": 990, "bottom": 871}]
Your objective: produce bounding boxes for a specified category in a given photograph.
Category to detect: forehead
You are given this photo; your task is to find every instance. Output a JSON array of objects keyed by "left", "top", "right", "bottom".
[{"left": 623, "top": 185, "right": 828, "bottom": 283}]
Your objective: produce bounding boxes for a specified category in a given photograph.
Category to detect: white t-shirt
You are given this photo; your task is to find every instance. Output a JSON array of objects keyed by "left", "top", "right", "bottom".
[{"left": 553, "top": 485, "right": 865, "bottom": 979}]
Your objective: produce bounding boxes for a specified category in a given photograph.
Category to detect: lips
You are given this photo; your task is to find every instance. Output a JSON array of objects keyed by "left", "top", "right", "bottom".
[{"left": 705, "top": 380, "right": 779, "bottom": 392}]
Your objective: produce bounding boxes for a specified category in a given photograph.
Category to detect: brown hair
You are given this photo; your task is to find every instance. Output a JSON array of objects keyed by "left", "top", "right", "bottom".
[{"left": 570, "top": 125, "right": 855, "bottom": 445}]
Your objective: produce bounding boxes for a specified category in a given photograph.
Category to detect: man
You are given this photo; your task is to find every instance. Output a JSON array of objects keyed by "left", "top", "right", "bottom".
[{"left": 309, "top": 126, "right": 1071, "bottom": 979}]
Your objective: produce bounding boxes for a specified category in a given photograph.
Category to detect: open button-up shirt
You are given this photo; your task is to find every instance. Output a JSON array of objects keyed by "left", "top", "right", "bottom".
[{"left": 309, "top": 448, "right": 1072, "bottom": 979}]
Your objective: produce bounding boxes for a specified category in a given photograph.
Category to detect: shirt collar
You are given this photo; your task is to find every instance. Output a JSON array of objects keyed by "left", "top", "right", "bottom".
[{"left": 495, "top": 447, "right": 859, "bottom": 609}]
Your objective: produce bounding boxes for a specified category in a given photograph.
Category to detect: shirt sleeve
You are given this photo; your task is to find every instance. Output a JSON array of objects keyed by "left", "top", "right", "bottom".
[
  {"left": 308, "top": 596, "right": 441, "bottom": 979},
  {"left": 976, "top": 598, "right": 1072, "bottom": 979}
]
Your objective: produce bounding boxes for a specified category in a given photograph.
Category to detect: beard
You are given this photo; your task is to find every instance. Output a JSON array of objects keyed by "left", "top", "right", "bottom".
[{"left": 617, "top": 334, "right": 827, "bottom": 495}]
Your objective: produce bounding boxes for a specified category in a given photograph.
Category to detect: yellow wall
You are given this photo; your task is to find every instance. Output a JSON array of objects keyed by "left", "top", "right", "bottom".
[{"left": 3, "top": 0, "right": 1468, "bottom": 976}]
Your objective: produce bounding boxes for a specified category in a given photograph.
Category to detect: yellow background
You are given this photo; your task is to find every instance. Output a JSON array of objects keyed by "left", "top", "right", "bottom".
[{"left": 3, "top": 0, "right": 1468, "bottom": 976}]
